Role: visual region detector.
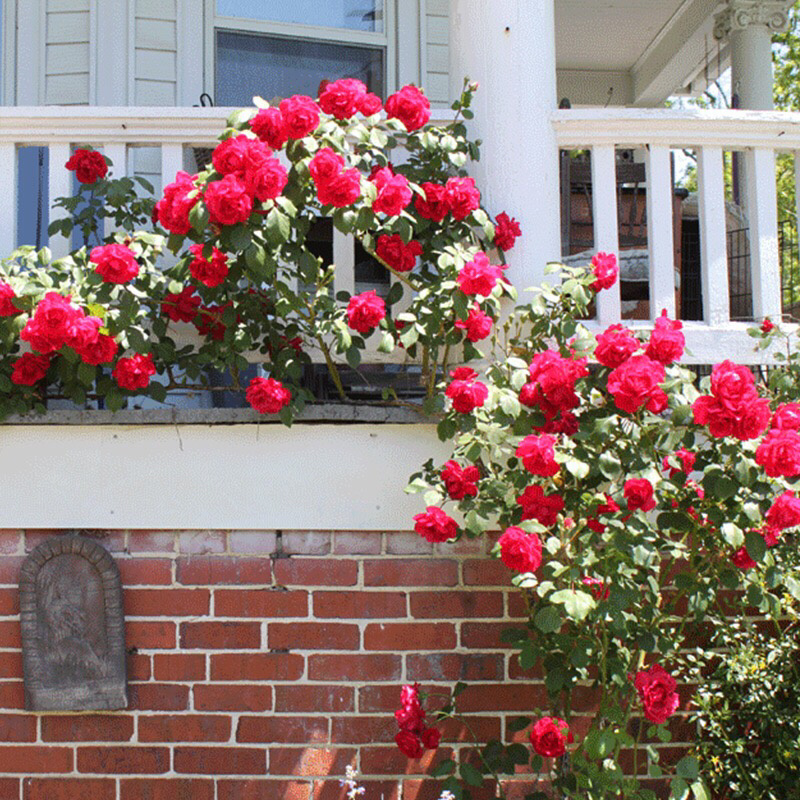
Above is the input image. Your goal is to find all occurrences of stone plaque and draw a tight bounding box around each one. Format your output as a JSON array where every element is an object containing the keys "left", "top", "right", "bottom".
[{"left": 19, "top": 534, "right": 127, "bottom": 711}]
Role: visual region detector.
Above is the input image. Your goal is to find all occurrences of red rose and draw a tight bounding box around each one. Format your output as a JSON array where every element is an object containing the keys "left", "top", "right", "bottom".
[
  {"left": 75, "top": 333, "right": 117, "bottom": 366},
  {"left": 359, "top": 93, "right": 383, "bottom": 116},
  {"left": 732, "top": 546, "right": 757, "bottom": 569},
  {"left": 607, "top": 355, "right": 666, "bottom": 414},
  {"left": 376, "top": 234, "right": 422, "bottom": 273},
  {"left": 346, "top": 290, "right": 386, "bottom": 334},
  {"left": 455, "top": 305, "right": 493, "bottom": 342},
  {"left": 245, "top": 376, "right": 291, "bottom": 414},
  {"left": 113, "top": 353, "right": 156, "bottom": 390},
  {"left": 371, "top": 167, "right": 412, "bottom": 216},
  {"left": 494, "top": 212, "right": 521, "bottom": 251},
  {"left": 319, "top": 78, "right": 367, "bottom": 119},
  {"left": 761, "top": 317, "right": 775, "bottom": 333},
  {"left": 279, "top": 95, "right": 320, "bottom": 139},
  {"left": 535, "top": 411, "right": 580, "bottom": 437},
  {"left": 582, "top": 576, "right": 610, "bottom": 600},
  {"left": 457, "top": 252, "right": 503, "bottom": 297},
  {"left": 586, "top": 494, "right": 620, "bottom": 533},
  {"left": 415, "top": 182, "right": 449, "bottom": 222},
  {"left": 317, "top": 168, "right": 362, "bottom": 207},
  {"left": 441, "top": 460, "right": 481, "bottom": 500},
  {"left": 245, "top": 157, "right": 288, "bottom": 202},
  {"left": 395, "top": 730, "right": 424, "bottom": 758},
  {"left": 309, "top": 148, "right": 345, "bottom": 187},
  {"left": 634, "top": 664, "right": 679, "bottom": 725},
  {"left": 772, "top": 402, "right": 800, "bottom": 431},
  {"left": 523, "top": 349, "right": 588, "bottom": 418},
  {"left": 65, "top": 149, "right": 107, "bottom": 184},
  {"left": 445, "top": 176, "right": 480, "bottom": 220},
  {"left": 756, "top": 429, "right": 800, "bottom": 478},
  {"left": 624, "top": 478, "right": 656, "bottom": 512},
  {"left": 90, "top": 243, "right": 139, "bottom": 284},
  {"left": 250, "top": 107, "right": 288, "bottom": 149},
  {"left": 516, "top": 434, "right": 559, "bottom": 477},
  {"left": 0, "top": 282, "right": 18, "bottom": 316},
  {"left": 711, "top": 360, "right": 758, "bottom": 415},
  {"left": 205, "top": 174, "right": 252, "bottom": 226},
  {"left": 517, "top": 485, "right": 564, "bottom": 526},
  {"left": 413, "top": 506, "right": 458, "bottom": 543},
  {"left": 212, "top": 134, "right": 269, "bottom": 178},
  {"left": 11, "top": 353, "right": 50, "bottom": 386},
  {"left": 692, "top": 394, "right": 770, "bottom": 441},
  {"left": 594, "top": 324, "right": 640, "bottom": 368},
  {"left": 20, "top": 292, "right": 82, "bottom": 354},
  {"left": 189, "top": 243, "right": 229, "bottom": 288},
  {"left": 445, "top": 368, "right": 489, "bottom": 413},
  {"left": 498, "top": 526, "right": 543, "bottom": 573},
  {"left": 662, "top": 448, "right": 695, "bottom": 477},
  {"left": 530, "top": 717, "right": 573, "bottom": 758},
  {"left": 162, "top": 286, "right": 201, "bottom": 323},
  {"left": 194, "top": 303, "right": 229, "bottom": 341},
  {"left": 66, "top": 314, "right": 101, "bottom": 353},
  {"left": 645, "top": 310, "right": 684, "bottom": 365},
  {"left": 590, "top": 252, "right": 618, "bottom": 291},
  {"left": 420, "top": 727, "right": 441, "bottom": 750},
  {"left": 385, "top": 84, "right": 430, "bottom": 131},
  {"left": 155, "top": 171, "right": 199, "bottom": 235},
  {"left": 766, "top": 490, "right": 800, "bottom": 531}
]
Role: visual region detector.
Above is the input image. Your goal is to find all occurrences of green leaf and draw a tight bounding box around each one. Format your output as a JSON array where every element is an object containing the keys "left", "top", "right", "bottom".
[
  {"left": 346, "top": 344, "right": 361, "bottom": 368},
  {"left": 598, "top": 451, "right": 622, "bottom": 479},
  {"left": 670, "top": 777, "right": 690, "bottom": 800},
  {"left": 76, "top": 362, "right": 96, "bottom": 387},
  {"left": 265, "top": 207, "right": 291, "bottom": 246},
  {"left": 377, "top": 332, "right": 395, "bottom": 354},
  {"left": 507, "top": 716, "right": 532, "bottom": 733},
  {"left": 676, "top": 756, "right": 699, "bottom": 781},
  {"left": 459, "top": 762, "right": 484, "bottom": 787},
  {"left": 745, "top": 530, "right": 767, "bottom": 562},
  {"left": 188, "top": 201, "right": 209, "bottom": 233},
  {"left": 431, "top": 758, "right": 456, "bottom": 777},
  {"left": 149, "top": 381, "right": 167, "bottom": 403},
  {"left": 506, "top": 743, "right": 530, "bottom": 765},
  {"left": 550, "top": 589, "right": 596, "bottom": 621},
  {"left": 564, "top": 458, "right": 590, "bottom": 480},
  {"left": 690, "top": 780, "right": 710, "bottom": 800},
  {"left": 710, "top": 476, "right": 737, "bottom": 500},
  {"left": 534, "top": 605, "right": 562, "bottom": 633},
  {"left": 386, "top": 281, "right": 404, "bottom": 306}
]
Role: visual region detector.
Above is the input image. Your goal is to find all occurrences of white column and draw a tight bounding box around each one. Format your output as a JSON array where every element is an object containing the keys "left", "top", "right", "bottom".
[{"left": 449, "top": 0, "right": 560, "bottom": 290}]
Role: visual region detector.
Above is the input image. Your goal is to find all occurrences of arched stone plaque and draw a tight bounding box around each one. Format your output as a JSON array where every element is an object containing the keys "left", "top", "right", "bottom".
[{"left": 19, "top": 534, "right": 127, "bottom": 711}]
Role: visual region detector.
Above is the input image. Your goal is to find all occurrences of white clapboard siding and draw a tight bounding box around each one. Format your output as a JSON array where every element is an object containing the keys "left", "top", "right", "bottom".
[
  {"left": 45, "top": 1, "right": 90, "bottom": 106},
  {"left": 135, "top": 0, "right": 178, "bottom": 106},
  {"left": 424, "top": 0, "right": 450, "bottom": 105}
]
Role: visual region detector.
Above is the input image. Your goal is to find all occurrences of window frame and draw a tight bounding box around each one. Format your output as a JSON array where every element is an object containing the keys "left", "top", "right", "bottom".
[{"left": 203, "top": 0, "right": 398, "bottom": 105}]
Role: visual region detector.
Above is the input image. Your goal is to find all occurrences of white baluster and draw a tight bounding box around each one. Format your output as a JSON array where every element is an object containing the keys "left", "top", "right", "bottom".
[
  {"left": 48, "top": 143, "right": 73, "bottom": 259},
  {"left": 333, "top": 228, "right": 355, "bottom": 298},
  {"left": 0, "top": 144, "right": 17, "bottom": 257},
  {"left": 103, "top": 143, "right": 128, "bottom": 239},
  {"left": 591, "top": 145, "right": 621, "bottom": 326},
  {"left": 645, "top": 145, "right": 676, "bottom": 320},
  {"left": 160, "top": 144, "right": 184, "bottom": 195},
  {"left": 697, "top": 146, "right": 730, "bottom": 326}
]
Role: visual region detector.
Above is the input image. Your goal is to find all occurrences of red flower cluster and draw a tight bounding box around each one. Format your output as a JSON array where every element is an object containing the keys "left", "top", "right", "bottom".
[
  {"left": 530, "top": 717, "right": 573, "bottom": 758},
  {"left": 590, "top": 252, "right": 618, "bottom": 291},
  {"left": 413, "top": 506, "right": 458, "bottom": 543},
  {"left": 693, "top": 360, "right": 770, "bottom": 440},
  {"left": 662, "top": 448, "right": 695, "bottom": 478},
  {"left": 376, "top": 234, "right": 422, "bottom": 272},
  {"left": 445, "top": 367, "right": 489, "bottom": 413},
  {"left": 517, "top": 485, "right": 564, "bottom": 526},
  {"left": 493, "top": 212, "right": 521, "bottom": 251},
  {"left": 245, "top": 376, "right": 291, "bottom": 414},
  {"left": 394, "top": 683, "right": 440, "bottom": 758},
  {"left": 11, "top": 353, "right": 50, "bottom": 386},
  {"left": 155, "top": 171, "right": 199, "bottom": 234},
  {"left": 385, "top": 85, "right": 430, "bottom": 132},
  {"left": 189, "top": 243, "right": 229, "bottom": 288},
  {"left": 250, "top": 107, "right": 289, "bottom": 149},
  {"left": 633, "top": 664, "right": 679, "bottom": 725},
  {"left": 112, "top": 353, "right": 156, "bottom": 390},
  {"left": 309, "top": 147, "right": 362, "bottom": 208},
  {"left": 346, "top": 290, "right": 386, "bottom": 335},
  {"left": 756, "top": 428, "right": 800, "bottom": 478},
  {"left": 519, "top": 349, "right": 587, "bottom": 420},
  {"left": 66, "top": 149, "right": 108, "bottom": 184},
  {"left": 498, "top": 526, "right": 543, "bottom": 573},
  {"left": 318, "top": 78, "right": 381, "bottom": 119},
  {"left": 516, "top": 434, "right": 559, "bottom": 477},
  {"left": 607, "top": 355, "right": 667, "bottom": 414},
  {"left": 371, "top": 166, "right": 412, "bottom": 216},
  {"left": 193, "top": 303, "right": 230, "bottom": 341},
  {"left": 594, "top": 324, "right": 640, "bottom": 368},
  {"left": 457, "top": 252, "right": 504, "bottom": 297},
  {"left": 0, "top": 282, "right": 19, "bottom": 317},
  {"left": 454, "top": 305, "right": 493, "bottom": 342},
  {"left": 414, "top": 177, "right": 480, "bottom": 222},
  {"left": 90, "top": 243, "right": 139, "bottom": 284},
  {"left": 162, "top": 286, "right": 201, "bottom": 323},
  {"left": 645, "top": 310, "right": 684, "bottom": 365},
  {"left": 441, "top": 460, "right": 481, "bottom": 500},
  {"left": 279, "top": 95, "right": 321, "bottom": 139},
  {"left": 624, "top": 478, "right": 656, "bottom": 512},
  {"left": 766, "top": 490, "right": 800, "bottom": 535}
]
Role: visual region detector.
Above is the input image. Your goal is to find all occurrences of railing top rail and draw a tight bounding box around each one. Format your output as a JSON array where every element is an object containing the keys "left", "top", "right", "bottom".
[
  {"left": 0, "top": 106, "right": 455, "bottom": 145},
  {"left": 552, "top": 107, "right": 800, "bottom": 150}
]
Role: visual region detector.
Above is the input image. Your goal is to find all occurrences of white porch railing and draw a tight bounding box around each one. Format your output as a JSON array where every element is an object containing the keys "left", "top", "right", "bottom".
[{"left": 552, "top": 107, "right": 800, "bottom": 364}]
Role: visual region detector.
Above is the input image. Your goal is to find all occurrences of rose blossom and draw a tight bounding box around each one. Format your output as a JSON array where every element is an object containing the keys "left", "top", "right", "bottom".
[
  {"left": 732, "top": 546, "right": 757, "bottom": 570},
  {"left": 516, "top": 434, "right": 559, "bottom": 477},
  {"left": 771, "top": 402, "right": 800, "bottom": 431},
  {"left": 112, "top": 353, "right": 156, "bottom": 390},
  {"left": 194, "top": 303, "right": 229, "bottom": 341},
  {"left": 761, "top": 317, "right": 775, "bottom": 333},
  {"left": 710, "top": 360, "right": 759, "bottom": 415},
  {"left": 457, "top": 252, "right": 503, "bottom": 297},
  {"left": 445, "top": 367, "right": 489, "bottom": 413},
  {"left": 90, "top": 243, "right": 139, "bottom": 284},
  {"left": 582, "top": 576, "right": 610, "bottom": 600},
  {"left": 279, "top": 95, "right": 320, "bottom": 138},
  {"left": 445, "top": 176, "right": 481, "bottom": 220},
  {"left": 20, "top": 292, "right": 82, "bottom": 354},
  {"left": 420, "top": 727, "right": 440, "bottom": 750},
  {"left": 66, "top": 314, "right": 101, "bottom": 353},
  {"left": 590, "top": 252, "right": 618, "bottom": 291},
  {"left": 415, "top": 182, "right": 449, "bottom": 222},
  {"left": 11, "top": 353, "right": 50, "bottom": 386},
  {"left": 662, "top": 448, "right": 695, "bottom": 477},
  {"left": 359, "top": 92, "right": 383, "bottom": 116},
  {"left": 413, "top": 506, "right": 458, "bottom": 542},
  {"left": 498, "top": 526, "right": 543, "bottom": 573},
  {"left": 376, "top": 234, "right": 422, "bottom": 273},
  {"left": 766, "top": 491, "right": 800, "bottom": 533},
  {"left": 204, "top": 174, "right": 252, "bottom": 226},
  {"left": 245, "top": 376, "right": 291, "bottom": 414},
  {"left": 371, "top": 167, "right": 412, "bottom": 216},
  {"left": 189, "top": 243, "right": 229, "bottom": 288},
  {"left": 441, "top": 460, "right": 481, "bottom": 500},
  {"left": 455, "top": 305, "right": 493, "bottom": 342},
  {"left": 75, "top": 333, "right": 117, "bottom": 366},
  {"left": 756, "top": 429, "right": 800, "bottom": 478},
  {"left": 606, "top": 355, "right": 666, "bottom": 414},
  {"left": 346, "top": 290, "right": 386, "bottom": 334},
  {"left": 385, "top": 84, "right": 430, "bottom": 131},
  {"left": 624, "top": 478, "right": 656, "bottom": 512},
  {"left": 212, "top": 134, "right": 269, "bottom": 178},
  {"left": 594, "top": 324, "right": 640, "bottom": 368},
  {"left": 319, "top": 77, "right": 367, "bottom": 119},
  {"left": 517, "top": 485, "right": 564, "bottom": 526},
  {"left": 155, "top": 171, "right": 199, "bottom": 234},
  {"left": 317, "top": 168, "right": 362, "bottom": 207},
  {"left": 0, "top": 282, "right": 19, "bottom": 316},
  {"left": 250, "top": 107, "right": 288, "bottom": 149},
  {"left": 530, "top": 717, "right": 573, "bottom": 758},
  {"left": 309, "top": 148, "right": 345, "bottom": 187},
  {"left": 521, "top": 349, "right": 587, "bottom": 419},
  {"left": 494, "top": 212, "right": 521, "bottom": 251},
  {"left": 587, "top": 494, "right": 620, "bottom": 533},
  {"left": 162, "top": 286, "right": 201, "bottom": 323},
  {"left": 65, "top": 149, "right": 107, "bottom": 184},
  {"left": 395, "top": 730, "right": 424, "bottom": 759},
  {"left": 634, "top": 664, "right": 680, "bottom": 724},
  {"left": 245, "top": 157, "right": 288, "bottom": 202},
  {"left": 645, "top": 310, "right": 685, "bottom": 365}
]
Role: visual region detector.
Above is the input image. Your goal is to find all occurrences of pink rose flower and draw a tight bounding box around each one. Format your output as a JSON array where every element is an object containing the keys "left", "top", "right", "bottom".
[
  {"left": 415, "top": 182, "right": 449, "bottom": 222},
  {"left": 498, "top": 526, "right": 543, "bottom": 573},
  {"left": 455, "top": 305, "right": 493, "bottom": 342},
  {"left": 212, "top": 134, "right": 269, "bottom": 178},
  {"left": 590, "top": 252, "right": 618, "bottom": 291},
  {"left": 624, "top": 478, "right": 656, "bottom": 512},
  {"left": 457, "top": 252, "right": 503, "bottom": 297},
  {"left": 204, "top": 174, "right": 253, "bottom": 226},
  {"left": 771, "top": 402, "right": 800, "bottom": 431},
  {"left": 346, "top": 290, "right": 386, "bottom": 335},
  {"left": 11, "top": 353, "right": 50, "bottom": 386},
  {"left": 0, "top": 282, "right": 19, "bottom": 316},
  {"left": 75, "top": 333, "right": 117, "bottom": 366},
  {"left": 250, "top": 107, "right": 288, "bottom": 149},
  {"left": 394, "top": 730, "right": 424, "bottom": 758},
  {"left": 756, "top": 429, "right": 800, "bottom": 478},
  {"left": 494, "top": 211, "right": 521, "bottom": 251},
  {"left": 530, "top": 717, "right": 573, "bottom": 758},
  {"left": 155, "top": 171, "right": 199, "bottom": 235},
  {"left": 594, "top": 324, "right": 640, "bottom": 368},
  {"left": 634, "top": 665, "right": 680, "bottom": 725},
  {"left": 413, "top": 507, "right": 458, "bottom": 543},
  {"left": 385, "top": 85, "right": 430, "bottom": 131},
  {"left": 376, "top": 234, "right": 422, "bottom": 273},
  {"left": 189, "top": 243, "right": 229, "bottom": 288},
  {"left": 516, "top": 434, "right": 559, "bottom": 477},
  {"left": 517, "top": 485, "right": 564, "bottom": 526},
  {"left": 113, "top": 353, "right": 156, "bottom": 390},
  {"left": 162, "top": 286, "right": 201, "bottom": 323},
  {"left": 317, "top": 168, "right": 362, "bottom": 207},
  {"left": 645, "top": 310, "right": 685, "bottom": 365},
  {"left": 359, "top": 93, "right": 383, "bottom": 116},
  {"left": 371, "top": 168, "right": 412, "bottom": 216},
  {"left": 245, "top": 376, "right": 291, "bottom": 414},
  {"left": 445, "top": 176, "right": 480, "bottom": 220},
  {"left": 245, "top": 157, "right": 288, "bottom": 202},
  {"left": 319, "top": 78, "right": 367, "bottom": 119},
  {"left": 441, "top": 460, "right": 481, "bottom": 500},
  {"left": 607, "top": 355, "right": 666, "bottom": 414},
  {"left": 766, "top": 490, "right": 800, "bottom": 531},
  {"left": 90, "top": 243, "right": 139, "bottom": 284},
  {"left": 662, "top": 448, "right": 695, "bottom": 477},
  {"left": 65, "top": 149, "right": 107, "bottom": 184},
  {"left": 20, "top": 292, "right": 82, "bottom": 354},
  {"left": 278, "top": 95, "right": 320, "bottom": 139},
  {"left": 445, "top": 367, "right": 489, "bottom": 413}
]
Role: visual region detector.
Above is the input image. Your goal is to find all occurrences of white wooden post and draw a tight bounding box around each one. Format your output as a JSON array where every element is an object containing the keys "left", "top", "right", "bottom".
[
  {"left": 48, "top": 143, "right": 74, "bottom": 259},
  {"left": 591, "top": 145, "right": 621, "bottom": 326},
  {"left": 450, "top": 0, "right": 560, "bottom": 290},
  {"left": 645, "top": 145, "right": 676, "bottom": 320},
  {"left": 333, "top": 230, "right": 356, "bottom": 297},
  {"left": 0, "top": 144, "right": 17, "bottom": 257},
  {"left": 160, "top": 144, "right": 184, "bottom": 195},
  {"left": 697, "top": 146, "right": 730, "bottom": 326}
]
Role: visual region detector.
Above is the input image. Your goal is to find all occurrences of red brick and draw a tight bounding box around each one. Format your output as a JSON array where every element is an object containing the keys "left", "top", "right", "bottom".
[
  {"left": 385, "top": 532, "right": 432, "bottom": 555},
  {"left": 410, "top": 591, "right": 503, "bottom": 618},
  {"left": 0, "top": 746, "right": 72, "bottom": 773},
  {"left": 269, "top": 622, "right": 358, "bottom": 650},
  {"left": 462, "top": 558, "right": 511, "bottom": 586},
  {"left": 507, "top": 591, "right": 528, "bottom": 618},
  {"left": 41, "top": 716, "right": 133, "bottom": 742},
  {"left": 78, "top": 746, "right": 169, "bottom": 774},
  {"left": 313, "top": 591, "right": 406, "bottom": 618},
  {"left": 0, "top": 653, "right": 23, "bottom": 679},
  {"left": 237, "top": 716, "right": 328, "bottom": 743},
  {"left": 363, "top": 622, "right": 456, "bottom": 650},
  {"left": 177, "top": 557, "right": 271, "bottom": 585},
  {"left": 120, "top": 779, "right": 215, "bottom": 800},
  {"left": 308, "top": 654, "right": 401, "bottom": 682},
  {"left": 268, "top": 747, "right": 355, "bottom": 776},
  {"left": 153, "top": 654, "right": 206, "bottom": 682},
  {"left": 178, "top": 531, "right": 226, "bottom": 554},
  {"left": 274, "top": 558, "right": 357, "bottom": 586},
  {"left": 405, "top": 778, "right": 498, "bottom": 800},
  {"left": 275, "top": 685, "right": 354, "bottom": 713},
  {"left": 180, "top": 621, "right": 261, "bottom": 649},
  {"left": 25, "top": 529, "right": 124, "bottom": 553},
  {"left": 127, "top": 532, "right": 176, "bottom": 553},
  {"left": 0, "top": 589, "right": 19, "bottom": 615},
  {"left": 0, "top": 714, "right": 36, "bottom": 742},
  {"left": 215, "top": 589, "right": 308, "bottom": 618},
  {"left": 227, "top": 531, "right": 278, "bottom": 555},
  {"left": 461, "top": 622, "right": 519, "bottom": 649},
  {"left": 218, "top": 780, "right": 310, "bottom": 800},
  {"left": 0, "top": 558, "right": 24, "bottom": 584},
  {"left": 281, "top": 532, "right": 330, "bottom": 555},
  {"left": 211, "top": 654, "right": 304, "bottom": 682},
  {"left": 456, "top": 683, "right": 547, "bottom": 712},
  {"left": 406, "top": 653, "right": 504, "bottom": 681},
  {"left": 174, "top": 746, "right": 265, "bottom": 774},
  {"left": 128, "top": 683, "right": 189, "bottom": 711},
  {"left": 194, "top": 684, "right": 272, "bottom": 712},
  {"left": 359, "top": 684, "right": 406, "bottom": 712},
  {"left": 0, "top": 781, "right": 16, "bottom": 800},
  {"left": 332, "top": 532, "right": 382, "bottom": 555},
  {"left": 125, "top": 589, "right": 210, "bottom": 616},
  {"left": 330, "top": 715, "right": 500, "bottom": 745},
  {"left": 24, "top": 779, "right": 115, "bottom": 800},
  {"left": 436, "top": 537, "right": 487, "bottom": 555},
  {"left": 360, "top": 746, "right": 454, "bottom": 775},
  {"left": 125, "top": 621, "right": 176, "bottom": 650},
  {"left": 364, "top": 559, "right": 458, "bottom": 587},
  {"left": 139, "top": 714, "right": 231, "bottom": 742},
  {"left": 314, "top": 779, "right": 399, "bottom": 800},
  {"left": 0, "top": 532, "right": 22, "bottom": 554},
  {"left": 117, "top": 559, "right": 173, "bottom": 586},
  {"left": 0, "top": 621, "right": 21, "bottom": 647},
  {"left": 0, "top": 682, "right": 25, "bottom": 709}
]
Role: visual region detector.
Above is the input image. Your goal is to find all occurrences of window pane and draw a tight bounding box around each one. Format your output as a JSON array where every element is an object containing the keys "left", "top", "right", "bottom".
[
  {"left": 215, "top": 30, "right": 384, "bottom": 105},
  {"left": 217, "top": 0, "right": 383, "bottom": 33}
]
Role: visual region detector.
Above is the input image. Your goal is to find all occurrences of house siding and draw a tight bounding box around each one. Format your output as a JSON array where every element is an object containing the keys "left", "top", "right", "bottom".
[
  {"left": 134, "top": 0, "right": 178, "bottom": 106},
  {"left": 425, "top": 0, "right": 450, "bottom": 105},
  {"left": 44, "top": 0, "right": 90, "bottom": 105}
]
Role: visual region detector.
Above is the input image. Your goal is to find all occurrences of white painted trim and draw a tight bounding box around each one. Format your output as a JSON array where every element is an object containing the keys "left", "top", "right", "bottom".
[
  {"left": 0, "top": 142, "right": 17, "bottom": 253},
  {"left": 1, "top": 0, "right": 17, "bottom": 105},
  {"left": 0, "top": 423, "right": 450, "bottom": 530},
  {"left": 333, "top": 229, "right": 356, "bottom": 297},
  {"left": 645, "top": 144, "right": 676, "bottom": 320},
  {"left": 417, "top": 0, "right": 427, "bottom": 89},
  {"left": 590, "top": 144, "right": 621, "bottom": 326},
  {"left": 15, "top": 0, "right": 45, "bottom": 105},
  {"left": 177, "top": 0, "right": 205, "bottom": 106},
  {"left": 47, "top": 141, "right": 73, "bottom": 258}
]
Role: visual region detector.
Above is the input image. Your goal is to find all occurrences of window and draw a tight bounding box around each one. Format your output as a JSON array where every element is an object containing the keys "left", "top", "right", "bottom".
[{"left": 210, "top": 0, "right": 393, "bottom": 106}]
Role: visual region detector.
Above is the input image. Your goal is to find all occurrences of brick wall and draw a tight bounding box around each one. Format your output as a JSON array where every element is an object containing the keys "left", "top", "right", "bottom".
[{"left": 0, "top": 529, "right": 688, "bottom": 799}]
